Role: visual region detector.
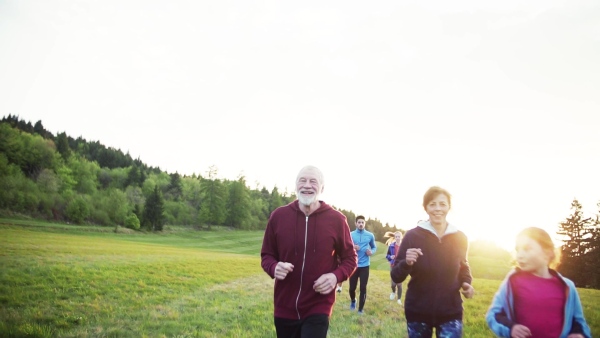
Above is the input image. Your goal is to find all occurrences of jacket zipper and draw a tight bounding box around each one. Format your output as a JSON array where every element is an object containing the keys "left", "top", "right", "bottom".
[{"left": 295, "top": 215, "right": 309, "bottom": 319}]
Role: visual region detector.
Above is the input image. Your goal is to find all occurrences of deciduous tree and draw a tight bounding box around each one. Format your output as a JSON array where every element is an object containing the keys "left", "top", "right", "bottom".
[
  {"left": 270, "top": 186, "right": 283, "bottom": 212},
  {"left": 198, "top": 166, "right": 227, "bottom": 229},
  {"left": 226, "top": 175, "right": 251, "bottom": 229},
  {"left": 65, "top": 195, "right": 90, "bottom": 224}
]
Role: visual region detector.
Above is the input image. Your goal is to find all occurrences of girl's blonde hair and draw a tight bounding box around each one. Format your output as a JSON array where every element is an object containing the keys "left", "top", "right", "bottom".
[
  {"left": 384, "top": 231, "right": 403, "bottom": 246},
  {"left": 517, "top": 227, "right": 561, "bottom": 269}
]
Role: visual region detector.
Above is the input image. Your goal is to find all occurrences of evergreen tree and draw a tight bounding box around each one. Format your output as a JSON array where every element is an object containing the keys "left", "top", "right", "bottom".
[
  {"left": 139, "top": 169, "right": 147, "bottom": 186},
  {"left": 167, "top": 172, "right": 183, "bottom": 201},
  {"left": 125, "top": 166, "right": 141, "bottom": 187},
  {"left": 143, "top": 185, "right": 165, "bottom": 231},
  {"left": 55, "top": 132, "right": 71, "bottom": 160},
  {"left": 586, "top": 202, "right": 600, "bottom": 288},
  {"left": 557, "top": 199, "right": 593, "bottom": 286},
  {"left": 33, "top": 120, "right": 46, "bottom": 136}
]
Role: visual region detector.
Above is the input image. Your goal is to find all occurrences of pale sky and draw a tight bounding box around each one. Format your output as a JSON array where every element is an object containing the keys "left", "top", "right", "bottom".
[{"left": 1, "top": 0, "right": 599, "bottom": 250}]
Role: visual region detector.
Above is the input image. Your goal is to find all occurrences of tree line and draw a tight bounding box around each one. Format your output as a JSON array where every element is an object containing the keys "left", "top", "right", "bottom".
[
  {"left": 1, "top": 115, "right": 599, "bottom": 289},
  {"left": 0, "top": 115, "right": 396, "bottom": 234}
]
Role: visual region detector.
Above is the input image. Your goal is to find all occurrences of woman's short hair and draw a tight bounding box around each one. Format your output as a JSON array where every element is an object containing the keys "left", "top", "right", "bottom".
[{"left": 423, "top": 186, "right": 452, "bottom": 210}]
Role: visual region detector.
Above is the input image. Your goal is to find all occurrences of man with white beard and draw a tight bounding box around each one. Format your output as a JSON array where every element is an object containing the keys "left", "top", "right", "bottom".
[{"left": 261, "top": 165, "right": 357, "bottom": 338}]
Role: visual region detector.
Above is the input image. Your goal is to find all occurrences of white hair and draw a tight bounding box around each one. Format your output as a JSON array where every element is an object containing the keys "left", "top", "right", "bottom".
[{"left": 296, "top": 165, "right": 325, "bottom": 187}]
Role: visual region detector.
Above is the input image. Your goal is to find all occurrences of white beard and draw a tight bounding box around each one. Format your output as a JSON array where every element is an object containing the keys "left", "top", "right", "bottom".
[{"left": 298, "top": 193, "right": 316, "bottom": 206}]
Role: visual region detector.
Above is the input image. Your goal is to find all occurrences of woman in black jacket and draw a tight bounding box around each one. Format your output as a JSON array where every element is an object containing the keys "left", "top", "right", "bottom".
[{"left": 391, "top": 186, "right": 474, "bottom": 338}]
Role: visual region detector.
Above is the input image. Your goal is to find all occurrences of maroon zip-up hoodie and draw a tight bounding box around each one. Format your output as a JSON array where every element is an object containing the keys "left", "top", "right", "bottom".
[{"left": 261, "top": 200, "right": 357, "bottom": 320}]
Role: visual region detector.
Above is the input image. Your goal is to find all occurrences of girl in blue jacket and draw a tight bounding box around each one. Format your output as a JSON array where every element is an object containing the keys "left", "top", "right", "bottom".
[{"left": 486, "top": 227, "right": 591, "bottom": 338}]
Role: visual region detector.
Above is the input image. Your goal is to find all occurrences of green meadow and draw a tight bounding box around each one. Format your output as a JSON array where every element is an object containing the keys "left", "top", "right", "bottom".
[{"left": 1, "top": 219, "right": 598, "bottom": 337}]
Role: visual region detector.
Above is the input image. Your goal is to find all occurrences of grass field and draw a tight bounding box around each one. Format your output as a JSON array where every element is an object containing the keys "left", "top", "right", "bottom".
[{"left": 0, "top": 219, "right": 598, "bottom": 337}]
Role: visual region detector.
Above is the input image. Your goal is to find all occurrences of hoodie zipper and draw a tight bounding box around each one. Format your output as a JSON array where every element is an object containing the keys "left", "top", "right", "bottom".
[{"left": 295, "top": 215, "right": 309, "bottom": 319}]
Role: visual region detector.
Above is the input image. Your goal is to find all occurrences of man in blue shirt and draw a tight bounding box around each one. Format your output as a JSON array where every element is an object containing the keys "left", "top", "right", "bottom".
[{"left": 348, "top": 215, "right": 377, "bottom": 314}]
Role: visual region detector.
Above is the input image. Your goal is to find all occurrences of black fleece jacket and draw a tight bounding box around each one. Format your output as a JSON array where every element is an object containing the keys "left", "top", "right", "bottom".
[{"left": 391, "top": 222, "right": 472, "bottom": 325}]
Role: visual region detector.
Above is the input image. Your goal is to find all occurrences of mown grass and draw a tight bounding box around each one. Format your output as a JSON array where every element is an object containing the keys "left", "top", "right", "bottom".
[{"left": 0, "top": 218, "right": 598, "bottom": 337}]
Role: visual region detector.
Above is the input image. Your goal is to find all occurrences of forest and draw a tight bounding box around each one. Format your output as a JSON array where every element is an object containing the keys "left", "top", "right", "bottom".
[
  {"left": 1, "top": 114, "right": 599, "bottom": 289},
  {"left": 0, "top": 115, "right": 398, "bottom": 234}
]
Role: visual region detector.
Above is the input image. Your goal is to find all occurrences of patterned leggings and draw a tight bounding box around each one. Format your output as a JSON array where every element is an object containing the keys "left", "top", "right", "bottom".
[{"left": 407, "top": 320, "right": 463, "bottom": 338}]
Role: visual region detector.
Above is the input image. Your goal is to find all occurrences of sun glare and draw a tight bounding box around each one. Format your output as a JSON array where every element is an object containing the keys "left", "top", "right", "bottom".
[
  {"left": 470, "top": 231, "right": 516, "bottom": 253},
  {"left": 466, "top": 225, "right": 564, "bottom": 255}
]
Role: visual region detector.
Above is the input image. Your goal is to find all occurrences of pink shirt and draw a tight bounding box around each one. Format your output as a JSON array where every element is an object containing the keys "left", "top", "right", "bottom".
[{"left": 511, "top": 272, "right": 565, "bottom": 337}]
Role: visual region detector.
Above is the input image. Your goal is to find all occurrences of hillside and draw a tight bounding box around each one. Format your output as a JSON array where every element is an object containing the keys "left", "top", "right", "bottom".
[{"left": 1, "top": 116, "right": 398, "bottom": 237}]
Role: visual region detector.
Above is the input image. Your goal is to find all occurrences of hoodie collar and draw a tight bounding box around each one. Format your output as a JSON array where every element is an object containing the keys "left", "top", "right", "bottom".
[
  {"left": 291, "top": 199, "right": 330, "bottom": 215},
  {"left": 417, "top": 220, "right": 458, "bottom": 237}
]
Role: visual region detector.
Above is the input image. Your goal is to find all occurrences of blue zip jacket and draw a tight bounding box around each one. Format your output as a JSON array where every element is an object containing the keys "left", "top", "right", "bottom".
[
  {"left": 351, "top": 228, "right": 376, "bottom": 268},
  {"left": 386, "top": 243, "right": 399, "bottom": 266},
  {"left": 486, "top": 268, "right": 591, "bottom": 338}
]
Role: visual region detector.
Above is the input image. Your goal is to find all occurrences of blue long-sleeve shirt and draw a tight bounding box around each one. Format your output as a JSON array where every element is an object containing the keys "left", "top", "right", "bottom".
[{"left": 351, "top": 228, "right": 377, "bottom": 268}]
